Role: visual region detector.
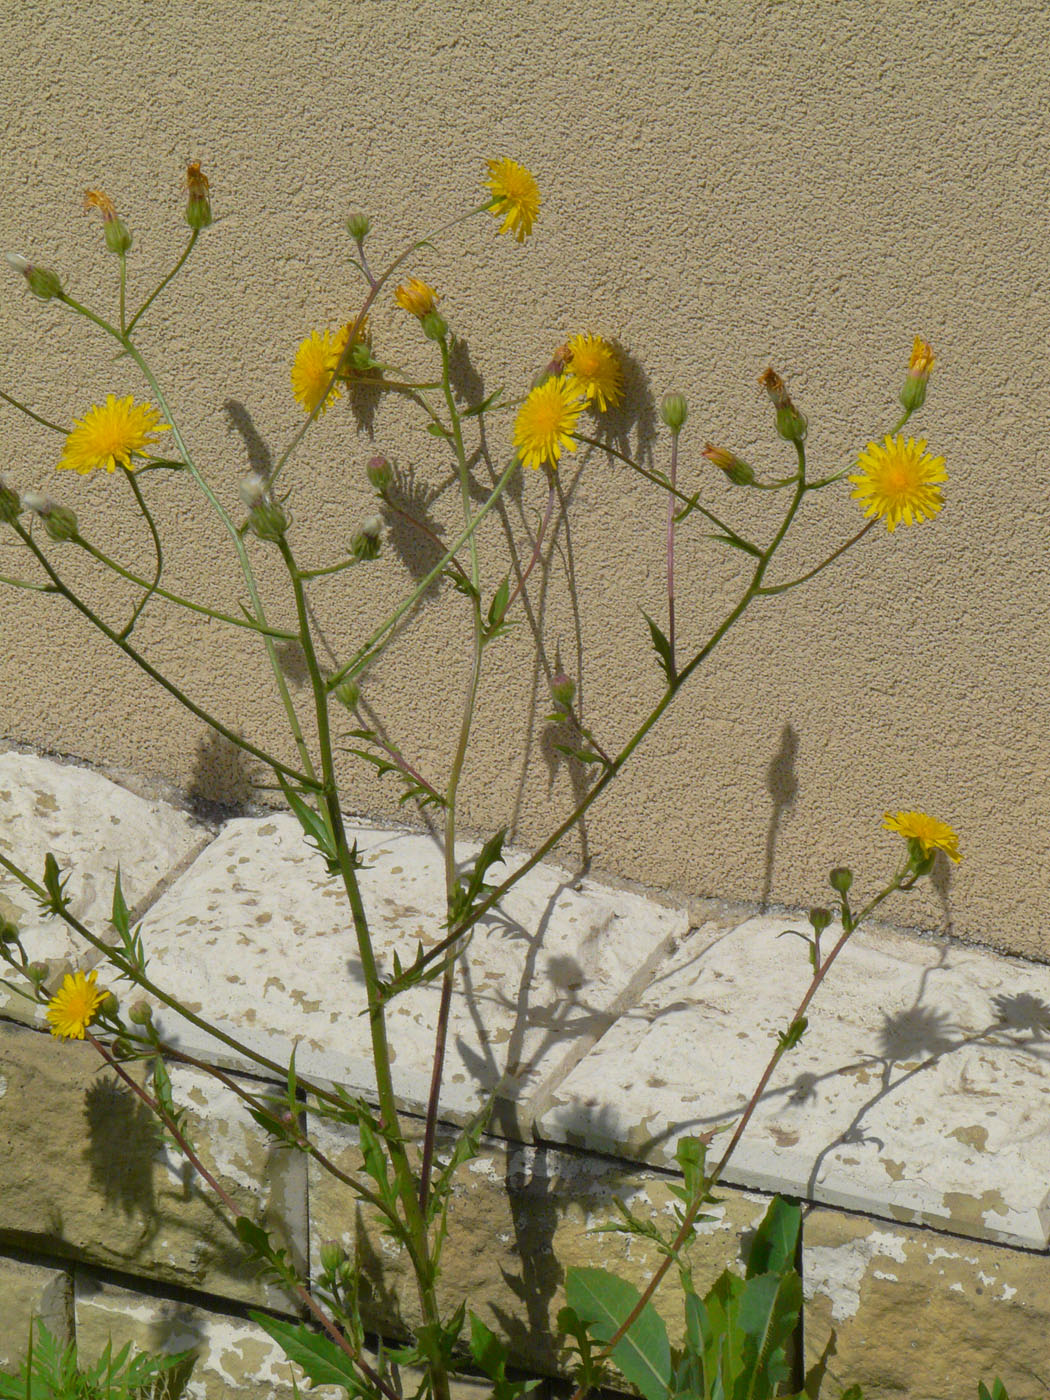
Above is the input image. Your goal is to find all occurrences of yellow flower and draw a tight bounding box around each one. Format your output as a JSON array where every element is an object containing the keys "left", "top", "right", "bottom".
[
  {"left": 909, "top": 336, "right": 936, "bottom": 379},
  {"left": 849, "top": 434, "right": 946, "bottom": 532},
  {"left": 484, "top": 158, "right": 540, "bottom": 242},
  {"left": 57, "top": 394, "right": 169, "bottom": 475},
  {"left": 394, "top": 278, "right": 440, "bottom": 319},
  {"left": 513, "top": 375, "right": 584, "bottom": 471},
  {"left": 882, "top": 810, "right": 962, "bottom": 863},
  {"left": 291, "top": 321, "right": 369, "bottom": 415},
  {"left": 564, "top": 333, "right": 623, "bottom": 412},
  {"left": 82, "top": 188, "right": 118, "bottom": 221},
  {"left": 46, "top": 968, "right": 105, "bottom": 1040}
]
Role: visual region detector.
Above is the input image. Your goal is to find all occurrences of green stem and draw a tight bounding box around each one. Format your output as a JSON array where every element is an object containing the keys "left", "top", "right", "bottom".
[
  {"left": 125, "top": 230, "right": 199, "bottom": 336},
  {"left": 118, "top": 467, "right": 162, "bottom": 639},
  {"left": 0, "top": 388, "right": 68, "bottom": 435},
  {"left": 118, "top": 254, "right": 127, "bottom": 335},
  {"left": 756, "top": 519, "right": 877, "bottom": 596}
]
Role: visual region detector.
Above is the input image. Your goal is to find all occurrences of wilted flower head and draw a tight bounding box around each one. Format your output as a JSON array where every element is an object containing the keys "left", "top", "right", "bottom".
[
  {"left": 184, "top": 161, "right": 212, "bottom": 230},
  {"left": 83, "top": 188, "right": 132, "bottom": 254}
]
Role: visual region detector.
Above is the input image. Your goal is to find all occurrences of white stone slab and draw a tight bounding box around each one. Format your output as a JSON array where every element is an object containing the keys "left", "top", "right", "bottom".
[
  {"left": 537, "top": 914, "right": 1050, "bottom": 1248},
  {"left": 135, "top": 814, "right": 687, "bottom": 1132},
  {"left": 0, "top": 752, "right": 209, "bottom": 1024}
]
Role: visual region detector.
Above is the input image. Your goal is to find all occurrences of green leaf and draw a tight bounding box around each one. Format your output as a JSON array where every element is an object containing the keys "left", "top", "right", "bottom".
[
  {"left": 448, "top": 829, "right": 507, "bottom": 925},
  {"left": 38, "top": 852, "right": 71, "bottom": 914},
  {"left": 566, "top": 1266, "right": 672, "bottom": 1400},
  {"left": 708, "top": 531, "right": 763, "bottom": 558},
  {"left": 111, "top": 868, "right": 130, "bottom": 940},
  {"left": 736, "top": 1270, "right": 802, "bottom": 1400},
  {"left": 462, "top": 387, "right": 504, "bottom": 418},
  {"left": 745, "top": 1195, "right": 801, "bottom": 1280},
  {"left": 641, "top": 611, "right": 676, "bottom": 684},
  {"left": 977, "top": 1383, "right": 1009, "bottom": 1400},
  {"left": 283, "top": 786, "right": 340, "bottom": 873},
  {"left": 486, "top": 576, "right": 511, "bottom": 635},
  {"left": 426, "top": 421, "right": 451, "bottom": 439},
  {"left": 249, "top": 1313, "right": 371, "bottom": 1396},
  {"left": 777, "top": 1016, "right": 808, "bottom": 1052},
  {"left": 467, "top": 1314, "right": 542, "bottom": 1398}
]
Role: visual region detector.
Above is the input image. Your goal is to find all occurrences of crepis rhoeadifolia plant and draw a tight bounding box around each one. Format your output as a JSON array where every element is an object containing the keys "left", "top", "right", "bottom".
[{"left": 0, "top": 157, "right": 961, "bottom": 1400}]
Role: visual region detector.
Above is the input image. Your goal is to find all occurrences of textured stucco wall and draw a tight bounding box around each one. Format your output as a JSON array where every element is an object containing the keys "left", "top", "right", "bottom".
[{"left": 1, "top": 1, "right": 1049, "bottom": 954}]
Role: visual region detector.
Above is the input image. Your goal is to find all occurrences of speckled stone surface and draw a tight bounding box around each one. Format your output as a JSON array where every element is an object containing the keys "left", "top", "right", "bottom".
[
  {"left": 0, "top": 1252, "right": 73, "bottom": 1365},
  {"left": 134, "top": 813, "right": 688, "bottom": 1132},
  {"left": 536, "top": 914, "right": 1050, "bottom": 1247},
  {"left": 0, "top": 751, "right": 208, "bottom": 1028}
]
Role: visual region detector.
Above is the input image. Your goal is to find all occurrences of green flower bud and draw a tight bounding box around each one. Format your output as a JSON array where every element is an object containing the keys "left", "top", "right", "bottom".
[
  {"left": 27, "top": 961, "right": 49, "bottom": 985},
  {"left": 900, "top": 336, "right": 935, "bottom": 415},
  {"left": 808, "top": 907, "right": 832, "bottom": 935},
  {"left": 421, "top": 310, "right": 448, "bottom": 342},
  {"left": 0, "top": 476, "right": 19, "bottom": 523},
  {"left": 319, "top": 1239, "right": 346, "bottom": 1276},
  {"left": 42, "top": 503, "right": 79, "bottom": 542},
  {"left": 366, "top": 456, "right": 392, "bottom": 493},
  {"left": 332, "top": 678, "right": 360, "bottom": 710},
  {"left": 660, "top": 392, "right": 688, "bottom": 433},
  {"left": 104, "top": 219, "right": 133, "bottom": 255},
  {"left": 550, "top": 672, "right": 576, "bottom": 710},
  {"left": 98, "top": 990, "right": 119, "bottom": 1017},
  {"left": 347, "top": 212, "right": 371, "bottom": 241},
  {"left": 248, "top": 499, "right": 289, "bottom": 542},
  {"left": 128, "top": 999, "right": 153, "bottom": 1025},
  {"left": 6, "top": 254, "right": 63, "bottom": 301},
  {"left": 111, "top": 1036, "right": 135, "bottom": 1060},
  {"left": 0, "top": 917, "right": 21, "bottom": 944},
  {"left": 759, "top": 368, "right": 807, "bottom": 446},
  {"left": 702, "top": 443, "right": 755, "bottom": 486},
  {"left": 184, "top": 163, "right": 213, "bottom": 230},
  {"left": 351, "top": 516, "right": 382, "bottom": 561},
  {"left": 829, "top": 867, "right": 853, "bottom": 894}
]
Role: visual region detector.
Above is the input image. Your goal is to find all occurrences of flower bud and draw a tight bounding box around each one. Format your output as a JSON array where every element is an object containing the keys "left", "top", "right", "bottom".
[
  {"left": 6, "top": 254, "right": 62, "bottom": 301},
  {"left": 366, "top": 456, "right": 392, "bottom": 493},
  {"left": 238, "top": 472, "right": 269, "bottom": 508},
  {"left": 319, "top": 1239, "right": 347, "bottom": 1276},
  {"left": 248, "top": 499, "right": 289, "bottom": 542},
  {"left": 759, "top": 368, "right": 807, "bottom": 445},
  {"left": 900, "top": 336, "right": 935, "bottom": 414},
  {"left": 184, "top": 162, "right": 213, "bottom": 230},
  {"left": 333, "top": 678, "right": 360, "bottom": 710},
  {"left": 347, "top": 212, "right": 371, "bottom": 241},
  {"left": 128, "top": 999, "right": 153, "bottom": 1025},
  {"left": 83, "top": 190, "right": 132, "bottom": 255},
  {"left": 829, "top": 866, "right": 853, "bottom": 894},
  {"left": 27, "top": 961, "right": 49, "bottom": 985},
  {"left": 660, "top": 392, "right": 688, "bottom": 433},
  {"left": 702, "top": 443, "right": 755, "bottom": 486},
  {"left": 42, "top": 503, "right": 79, "bottom": 542},
  {"left": 111, "top": 1036, "right": 135, "bottom": 1060},
  {"left": 808, "top": 906, "right": 832, "bottom": 935},
  {"left": 550, "top": 672, "right": 576, "bottom": 710},
  {"left": 98, "top": 990, "right": 119, "bottom": 1018},
  {"left": 421, "top": 310, "right": 448, "bottom": 342},
  {"left": 0, "top": 476, "right": 20, "bottom": 524},
  {"left": 0, "top": 917, "right": 20, "bottom": 944},
  {"left": 394, "top": 278, "right": 440, "bottom": 320},
  {"left": 351, "top": 516, "right": 382, "bottom": 561}
]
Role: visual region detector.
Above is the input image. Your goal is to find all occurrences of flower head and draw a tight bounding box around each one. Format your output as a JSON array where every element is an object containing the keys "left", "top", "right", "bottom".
[
  {"left": 564, "top": 334, "right": 623, "bottom": 412},
  {"left": 909, "top": 336, "right": 936, "bottom": 379},
  {"left": 46, "top": 968, "right": 105, "bottom": 1039},
  {"left": 485, "top": 158, "right": 540, "bottom": 242},
  {"left": 513, "top": 375, "right": 584, "bottom": 471},
  {"left": 83, "top": 189, "right": 118, "bottom": 221},
  {"left": 394, "top": 277, "right": 440, "bottom": 319},
  {"left": 850, "top": 434, "right": 946, "bottom": 532},
  {"left": 184, "top": 161, "right": 212, "bottom": 230},
  {"left": 57, "top": 394, "right": 169, "bottom": 475},
  {"left": 882, "top": 810, "right": 962, "bottom": 863},
  {"left": 84, "top": 189, "right": 132, "bottom": 255},
  {"left": 291, "top": 321, "right": 370, "bottom": 415}
]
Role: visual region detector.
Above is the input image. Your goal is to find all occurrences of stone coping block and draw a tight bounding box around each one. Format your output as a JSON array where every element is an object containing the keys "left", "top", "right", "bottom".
[
  {"left": 0, "top": 1020, "right": 305, "bottom": 1311},
  {"left": 803, "top": 1206, "right": 1050, "bottom": 1400},
  {"left": 0, "top": 751, "right": 208, "bottom": 1029},
  {"left": 537, "top": 914, "right": 1050, "bottom": 1248},
  {"left": 0, "top": 1252, "right": 73, "bottom": 1368},
  {"left": 308, "top": 1113, "right": 771, "bottom": 1378},
  {"left": 136, "top": 813, "right": 687, "bottom": 1133}
]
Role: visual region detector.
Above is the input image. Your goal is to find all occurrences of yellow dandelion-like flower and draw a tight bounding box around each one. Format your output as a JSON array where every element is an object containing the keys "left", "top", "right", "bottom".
[
  {"left": 909, "top": 335, "right": 936, "bottom": 378},
  {"left": 882, "top": 810, "right": 962, "bottom": 863},
  {"left": 564, "top": 333, "right": 623, "bottom": 413},
  {"left": 484, "top": 158, "right": 540, "bottom": 242},
  {"left": 394, "top": 278, "right": 440, "bottom": 319},
  {"left": 849, "top": 434, "right": 946, "bottom": 532},
  {"left": 513, "top": 375, "right": 584, "bottom": 471},
  {"left": 57, "top": 394, "right": 169, "bottom": 476},
  {"left": 291, "top": 320, "right": 370, "bottom": 415},
  {"left": 46, "top": 968, "right": 105, "bottom": 1040}
]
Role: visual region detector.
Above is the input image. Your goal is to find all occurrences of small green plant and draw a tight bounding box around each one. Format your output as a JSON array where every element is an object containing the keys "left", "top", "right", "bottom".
[{"left": 0, "top": 1320, "right": 193, "bottom": 1400}]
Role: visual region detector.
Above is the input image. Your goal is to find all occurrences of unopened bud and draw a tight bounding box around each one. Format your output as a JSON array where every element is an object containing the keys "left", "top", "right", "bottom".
[
  {"left": 6, "top": 254, "right": 62, "bottom": 301},
  {"left": 98, "top": 990, "right": 119, "bottom": 1017},
  {"left": 184, "top": 162, "right": 213, "bottom": 230},
  {"left": 0, "top": 476, "right": 20, "bottom": 524},
  {"left": 248, "top": 500, "right": 288, "bottom": 542},
  {"left": 808, "top": 907, "right": 832, "bottom": 935},
  {"left": 27, "top": 961, "right": 49, "bottom": 985},
  {"left": 347, "top": 212, "right": 371, "bottom": 241},
  {"left": 128, "top": 999, "right": 153, "bottom": 1025},
  {"left": 829, "top": 867, "right": 853, "bottom": 894},
  {"left": 111, "top": 1037, "right": 135, "bottom": 1060},
  {"left": 702, "top": 443, "right": 755, "bottom": 486},
  {"left": 366, "top": 456, "right": 392, "bottom": 493},
  {"left": 332, "top": 678, "right": 360, "bottom": 710},
  {"left": 421, "top": 310, "right": 448, "bottom": 342},
  {"left": 900, "top": 336, "right": 935, "bottom": 415},
  {"left": 550, "top": 673, "right": 576, "bottom": 710},
  {"left": 759, "top": 368, "right": 807, "bottom": 445},
  {"left": 660, "top": 392, "right": 688, "bottom": 433},
  {"left": 42, "top": 503, "right": 79, "bottom": 542},
  {"left": 394, "top": 278, "right": 440, "bottom": 320},
  {"left": 351, "top": 516, "right": 382, "bottom": 560},
  {"left": 83, "top": 190, "right": 132, "bottom": 255},
  {"left": 319, "top": 1239, "right": 346, "bottom": 1276},
  {"left": 0, "top": 918, "right": 20, "bottom": 944}
]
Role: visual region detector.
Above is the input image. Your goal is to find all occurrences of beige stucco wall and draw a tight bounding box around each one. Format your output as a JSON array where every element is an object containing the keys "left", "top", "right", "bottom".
[{"left": 1, "top": 1, "right": 1048, "bottom": 954}]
